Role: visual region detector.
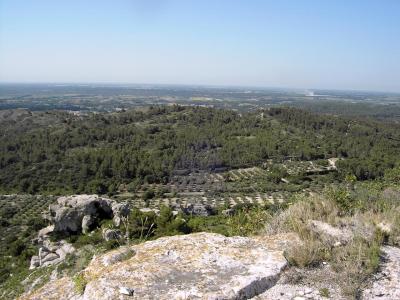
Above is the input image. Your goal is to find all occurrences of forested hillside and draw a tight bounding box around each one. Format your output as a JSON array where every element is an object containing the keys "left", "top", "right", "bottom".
[{"left": 1, "top": 106, "right": 399, "bottom": 194}]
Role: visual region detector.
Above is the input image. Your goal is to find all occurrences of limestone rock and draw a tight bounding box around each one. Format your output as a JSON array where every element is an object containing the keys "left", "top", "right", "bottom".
[
  {"left": 21, "top": 232, "right": 293, "bottom": 300},
  {"left": 182, "top": 203, "right": 215, "bottom": 216},
  {"left": 307, "top": 220, "right": 352, "bottom": 247},
  {"left": 100, "top": 246, "right": 135, "bottom": 267},
  {"left": 55, "top": 242, "right": 75, "bottom": 260},
  {"left": 82, "top": 215, "right": 95, "bottom": 234},
  {"left": 111, "top": 202, "right": 130, "bottom": 227},
  {"left": 48, "top": 195, "right": 129, "bottom": 234},
  {"left": 102, "top": 228, "right": 122, "bottom": 241},
  {"left": 41, "top": 253, "right": 59, "bottom": 265},
  {"left": 362, "top": 246, "right": 400, "bottom": 300},
  {"left": 377, "top": 221, "right": 392, "bottom": 235},
  {"left": 139, "top": 208, "right": 160, "bottom": 216},
  {"left": 222, "top": 208, "right": 236, "bottom": 216},
  {"left": 37, "top": 225, "right": 54, "bottom": 239},
  {"left": 29, "top": 256, "right": 40, "bottom": 270},
  {"left": 30, "top": 240, "right": 75, "bottom": 269},
  {"left": 19, "top": 277, "right": 78, "bottom": 300},
  {"left": 119, "top": 286, "right": 134, "bottom": 296}
]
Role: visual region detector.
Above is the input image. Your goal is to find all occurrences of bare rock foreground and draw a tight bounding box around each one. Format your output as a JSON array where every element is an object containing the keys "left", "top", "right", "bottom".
[
  {"left": 362, "top": 246, "right": 400, "bottom": 300},
  {"left": 20, "top": 232, "right": 299, "bottom": 300}
]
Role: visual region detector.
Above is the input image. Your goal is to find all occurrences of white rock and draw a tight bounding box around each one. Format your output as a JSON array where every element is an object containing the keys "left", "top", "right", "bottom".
[
  {"left": 22, "top": 232, "right": 294, "bottom": 300},
  {"left": 102, "top": 228, "right": 121, "bottom": 241},
  {"left": 100, "top": 246, "right": 135, "bottom": 267},
  {"left": 304, "top": 287, "right": 313, "bottom": 294},
  {"left": 377, "top": 222, "right": 392, "bottom": 235},
  {"left": 119, "top": 286, "right": 134, "bottom": 296},
  {"left": 49, "top": 195, "right": 129, "bottom": 234},
  {"left": 29, "top": 256, "right": 40, "bottom": 270},
  {"left": 362, "top": 246, "right": 400, "bottom": 299},
  {"left": 41, "top": 253, "right": 59, "bottom": 264}
]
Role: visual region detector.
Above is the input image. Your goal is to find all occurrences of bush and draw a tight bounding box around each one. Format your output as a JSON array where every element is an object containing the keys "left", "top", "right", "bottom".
[
  {"left": 325, "top": 186, "right": 358, "bottom": 215},
  {"left": 142, "top": 189, "right": 155, "bottom": 200},
  {"left": 155, "top": 207, "right": 190, "bottom": 236},
  {"left": 73, "top": 273, "right": 87, "bottom": 295},
  {"left": 26, "top": 217, "right": 47, "bottom": 231},
  {"left": 227, "top": 206, "right": 271, "bottom": 236},
  {"left": 74, "top": 231, "right": 103, "bottom": 248},
  {"left": 9, "top": 240, "right": 26, "bottom": 256},
  {"left": 125, "top": 208, "right": 157, "bottom": 240}
]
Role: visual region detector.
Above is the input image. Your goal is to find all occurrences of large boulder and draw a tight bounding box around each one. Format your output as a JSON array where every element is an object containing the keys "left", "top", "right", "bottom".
[
  {"left": 20, "top": 232, "right": 297, "bottom": 300},
  {"left": 182, "top": 203, "right": 215, "bottom": 216},
  {"left": 48, "top": 195, "right": 129, "bottom": 234}
]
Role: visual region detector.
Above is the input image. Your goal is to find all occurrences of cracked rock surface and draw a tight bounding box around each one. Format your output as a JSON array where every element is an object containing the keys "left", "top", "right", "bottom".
[
  {"left": 20, "top": 232, "right": 298, "bottom": 300},
  {"left": 362, "top": 246, "right": 400, "bottom": 300}
]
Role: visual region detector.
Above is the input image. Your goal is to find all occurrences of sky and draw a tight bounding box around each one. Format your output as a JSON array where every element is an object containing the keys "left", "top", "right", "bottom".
[{"left": 0, "top": 0, "right": 399, "bottom": 92}]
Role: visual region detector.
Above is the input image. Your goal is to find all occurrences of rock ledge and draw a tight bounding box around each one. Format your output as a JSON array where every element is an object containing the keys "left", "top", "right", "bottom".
[{"left": 20, "top": 232, "right": 297, "bottom": 300}]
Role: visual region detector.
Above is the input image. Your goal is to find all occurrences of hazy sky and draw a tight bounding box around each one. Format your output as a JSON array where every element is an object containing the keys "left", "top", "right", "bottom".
[{"left": 1, "top": 0, "right": 399, "bottom": 92}]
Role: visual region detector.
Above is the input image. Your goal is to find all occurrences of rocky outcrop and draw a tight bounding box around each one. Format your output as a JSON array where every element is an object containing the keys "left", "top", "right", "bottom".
[
  {"left": 102, "top": 228, "right": 122, "bottom": 241},
  {"left": 47, "top": 195, "right": 129, "bottom": 234},
  {"left": 20, "top": 232, "right": 299, "bottom": 300},
  {"left": 307, "top": 220, "right": 353, "bottom": 247},
  {"left": 363, "top": 246, "right": 400, "bottom": 300},
  {"left": 181, "top": 203, "right": 215, "bottom": 216},
  {"left": 30, "top": 224, "right": 76, "bottom": 269},
  {"left": 30, "top": 240, "right": 75, "bottom": 269},
  {"left": 29, "top": 195, "right": 130, "bottom": 269}
]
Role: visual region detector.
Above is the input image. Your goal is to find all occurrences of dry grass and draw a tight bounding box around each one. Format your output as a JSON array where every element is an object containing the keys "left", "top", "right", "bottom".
[{"left": 264, "top": 183, "right": 400, "bottom": 298}]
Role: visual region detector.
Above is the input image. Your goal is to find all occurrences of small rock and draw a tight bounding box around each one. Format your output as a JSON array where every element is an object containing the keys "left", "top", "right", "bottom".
[
  {"left": 29, "top": 256, "right": 40, "bottom": 269},
  {"left": 139, "top": 208, "right": 160, "bottom": 216},
  {"left": 304, "top": 287, "right": 313, "bottom": 294},
  {"left": 222, "top": 208, "right": 235, "bottom": 216},
  {"left": 182, "top": 203, "right": 214, "bottom": 216},
  {"left": 119, "top": 286, "right": 134, "bottom": 296},
  {"left": 101, "top": 247, "right": 135, "bottom": 267},
  {"left": 41, "top": 253, "right": 59, "bottom": 264},
  {"left": 377, "top": 222, "right": 392, "bottom": 235},
  {"left": 102, "top": 228, "right": 121, "bottom": 241},
  {"left": 112, "top": 202, "right": 130, "bottom": 227},
  {"left": 82, "top": 215, "right": 95, "bottom": 234}
]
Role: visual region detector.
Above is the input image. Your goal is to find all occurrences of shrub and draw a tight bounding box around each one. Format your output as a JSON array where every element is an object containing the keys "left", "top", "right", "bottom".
[
  {"left": 9, "top": 240, "right": 26, "bottom": 256},
  {"left": 26, "top": 217, "right": 47, "bottom": 231},
  {"left": 73, "top": 273, "right": 87, "bottom": 295},
  {"left": 74, "top": 231, "right": 103, "bottom": 248},
  {"left": 227, "top": 206, "right": 271, "bottom": 236},
  {"left": 155, "top": 207, "right": 190, "bottom": 236},
  {"left": 142, "top": 189, "right": 155, "bottom": 200},
  {"left": 319, "top": 288, "right": 330, "bottom": 298}
]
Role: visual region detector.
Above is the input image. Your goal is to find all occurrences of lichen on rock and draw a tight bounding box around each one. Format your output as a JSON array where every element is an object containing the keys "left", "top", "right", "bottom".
[{"left": 20, "top": 232, "right": 296, "bottom": 300}]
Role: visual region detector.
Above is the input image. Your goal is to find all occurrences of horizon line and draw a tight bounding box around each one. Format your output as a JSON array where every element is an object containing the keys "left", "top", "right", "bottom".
[{"left": 0, "top": 81, "right": 399, "bottom": 95}]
